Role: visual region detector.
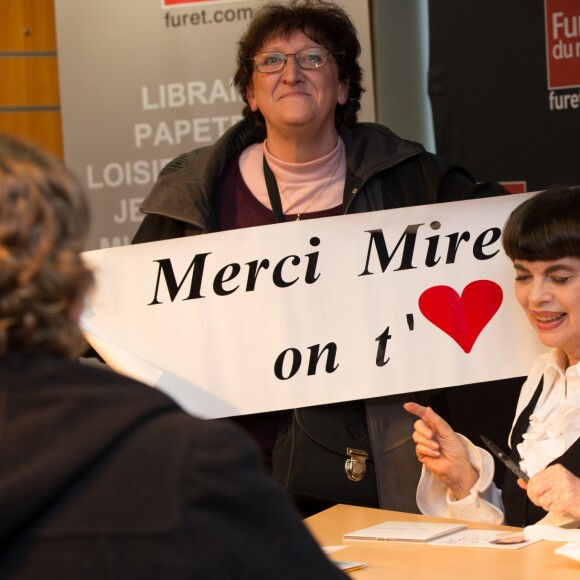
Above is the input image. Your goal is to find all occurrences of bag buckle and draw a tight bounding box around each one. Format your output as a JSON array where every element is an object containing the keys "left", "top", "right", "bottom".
[{"left": 345, "top": 447, "right": 368, "bottom": 482}]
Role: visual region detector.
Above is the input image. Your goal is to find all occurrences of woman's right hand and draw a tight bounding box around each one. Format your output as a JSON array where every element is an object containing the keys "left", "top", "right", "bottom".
[{"left": 404, "top": 402, "right": 479, "bottom": 499}]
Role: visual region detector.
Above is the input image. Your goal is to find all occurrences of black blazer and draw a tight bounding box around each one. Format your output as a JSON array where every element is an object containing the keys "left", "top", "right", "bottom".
[
  {"left": 502, "top": 378, "right": 580, "bottom": 527},
  {"left": 0, "top": 355, "right": 345, "bottom": 579}
]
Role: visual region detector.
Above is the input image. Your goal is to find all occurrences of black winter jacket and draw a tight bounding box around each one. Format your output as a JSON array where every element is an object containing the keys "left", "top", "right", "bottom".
[
  {"left": 133, "top": 118, "right": 506, "bottom": 243},
  {"left": 132, "top": 118, "right": 507, "bottom": 513},
  {"left": 0, "top": 355, "right": 346, "bottom": 579}
]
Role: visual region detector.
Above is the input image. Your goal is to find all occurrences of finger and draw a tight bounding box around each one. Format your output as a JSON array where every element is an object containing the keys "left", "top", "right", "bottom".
[
  {"left": 415, "top": 442, "right": 441, "bottom": 459},
  {"left": 546, "top": 499, "right": 566, "bottom": 514},
  {"left": 517, "top": 478, "right": 528, "bottom": 490},
  {"left": 528, "top": 482, "right": 551, "bottom": 507},
  {"left": 422, "top": 406, "right": 454, "bottom": 436},
  {"left": 412, "top": 429, "right": 440, "bottom": 451},
  {"left": 404, "top": 402, "right": 429, "bottom": 420},
  {"left": 413, "top": 419, "right": 434, "bottom": 439},
  {"left": 405, "top": 403, "right": 448, "bottom": 433},
  {"left": 527, "top": 474, "right": 551, "bottom": 499},
  {"left": 538, "top": 494, "right": 561, "bottom": 513}
]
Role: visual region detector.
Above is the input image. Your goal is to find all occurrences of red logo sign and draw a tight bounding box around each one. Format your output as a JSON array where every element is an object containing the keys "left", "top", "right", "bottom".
[
  {"left": 500, "top": 181, "right": 527, "bottom": 194},
  {"left": 545, "top": 0, "right": 580, "bottom": 89},
  {"left": 164, "top": 0, "right": 221, "bottom": 6}
]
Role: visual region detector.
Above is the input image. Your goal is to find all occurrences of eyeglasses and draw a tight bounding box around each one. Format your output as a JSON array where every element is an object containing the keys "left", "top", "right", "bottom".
[{"left": 251, "top": 47, "right": 343, "bottom": 73}]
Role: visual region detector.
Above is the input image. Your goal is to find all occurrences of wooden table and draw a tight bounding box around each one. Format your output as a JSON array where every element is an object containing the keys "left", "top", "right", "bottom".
[{"left": 304, "top": 504, "right": 579, "bottom": 579}]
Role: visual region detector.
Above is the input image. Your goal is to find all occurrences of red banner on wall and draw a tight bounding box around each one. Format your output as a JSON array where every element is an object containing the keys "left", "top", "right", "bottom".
[
  {"left": 545, "top": 0, "right": 580, "bottom": 89},
  {"left": 163, "top": 0, "right": 224, "bottom": 6}
]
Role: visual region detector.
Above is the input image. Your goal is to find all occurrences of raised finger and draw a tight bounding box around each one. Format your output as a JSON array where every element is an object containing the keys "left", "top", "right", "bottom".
[
  {"left": 413, "top": 419, "right": 434, "bottom": 439},
  {"left": 404, "top": 402, "right": 429, "bottom": 421},
  {"left": 412, "top": 428, "right": 439, "bottom": 448}
]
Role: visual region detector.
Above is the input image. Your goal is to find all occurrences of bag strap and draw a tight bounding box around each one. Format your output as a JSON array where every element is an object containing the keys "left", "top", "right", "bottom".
[{"left": 263, "top": 155, "right": 285, "bottom": 223}]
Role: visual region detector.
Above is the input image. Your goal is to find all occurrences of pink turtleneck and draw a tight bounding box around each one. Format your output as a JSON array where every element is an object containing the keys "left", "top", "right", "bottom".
[{"left": 239, "top": 138, "right": 346, "bottom": 216}]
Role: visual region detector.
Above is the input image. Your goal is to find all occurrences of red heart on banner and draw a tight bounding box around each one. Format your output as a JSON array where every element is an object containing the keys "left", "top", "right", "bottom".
[{"left": 418, "top": 280, "right": 503, "bottom": 353}]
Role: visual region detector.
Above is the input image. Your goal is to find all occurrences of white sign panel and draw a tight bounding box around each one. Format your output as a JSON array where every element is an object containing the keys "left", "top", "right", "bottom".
[{"left": 81, "top": 194, "right": 545, "bottom": 419}]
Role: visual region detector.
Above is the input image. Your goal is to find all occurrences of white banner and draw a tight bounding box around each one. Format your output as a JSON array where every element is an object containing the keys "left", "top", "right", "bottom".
[{"left": 81, "top": 194, "right": 545, "bottom": 419}]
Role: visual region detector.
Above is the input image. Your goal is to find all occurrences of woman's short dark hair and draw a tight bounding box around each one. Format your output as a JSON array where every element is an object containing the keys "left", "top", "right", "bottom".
[
  {"left": 233, "top": 0, "right": 364, "bottom": 139},
  {"left": 0, "top": 134, "right": 93, "bottom": 358},
  {"left": 502, "top": 185, "right": 580, "bottom": 262}
]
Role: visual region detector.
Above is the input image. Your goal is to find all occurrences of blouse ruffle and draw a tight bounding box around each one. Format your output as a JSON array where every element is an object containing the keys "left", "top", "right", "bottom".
[{"left": 517, "top": 350, "right": 580, "bottom": 477}]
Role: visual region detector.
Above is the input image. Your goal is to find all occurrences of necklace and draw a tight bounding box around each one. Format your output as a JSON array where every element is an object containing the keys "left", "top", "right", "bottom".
[{"left": 263, "top": 140, "right": 344, "bottom": 221}]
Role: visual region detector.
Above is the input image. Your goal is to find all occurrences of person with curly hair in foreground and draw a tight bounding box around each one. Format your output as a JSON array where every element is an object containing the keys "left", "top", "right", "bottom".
[{"left": 0, "top": 134, "right": 345, "bottom": 579}]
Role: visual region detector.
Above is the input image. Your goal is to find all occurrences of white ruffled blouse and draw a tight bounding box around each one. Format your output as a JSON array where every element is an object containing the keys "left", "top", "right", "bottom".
[
  {"left": 515, "top": 350, "right": 580, "bottom": 477},
  {"left": 416, "top": 349, "right": 580, "bottom": 524}
]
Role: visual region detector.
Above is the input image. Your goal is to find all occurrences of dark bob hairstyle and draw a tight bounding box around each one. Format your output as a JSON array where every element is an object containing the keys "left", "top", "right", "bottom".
[
  {"left": 233, "top": 0, "right": 365, "bottom": 139},
  {"left": 502, "top": 185, "right": 580, "bottom": 262}
]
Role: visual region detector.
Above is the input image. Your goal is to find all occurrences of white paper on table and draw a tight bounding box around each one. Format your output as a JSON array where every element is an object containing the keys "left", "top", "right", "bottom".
[
  {"left": 429, "top": 529, "right": 540, "bottom": 550},
  {"left": 322, "top": 546, "right": 347, "bottom": 554},
  {"left": 525, "top": 522, "right": 580, "bottom": 564},
  {"left": 524, "top": 525, "right": 580, "bottom": 543},
  {"left": 555, "top": 542, "right": 580, "bottom": 563}
]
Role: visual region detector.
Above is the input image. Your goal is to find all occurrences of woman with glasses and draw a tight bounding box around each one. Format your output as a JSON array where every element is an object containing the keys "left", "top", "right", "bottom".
[{"left": 132, "top": 0, "right": 508, "bottom": 515}]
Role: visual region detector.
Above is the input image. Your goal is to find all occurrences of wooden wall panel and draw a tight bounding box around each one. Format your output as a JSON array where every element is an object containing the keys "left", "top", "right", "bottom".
[
  {"left": 0, "top": 58, "right": 60, "bottom": 107},
  {"left": 0, "top": 0, "right": 62, "bottom": 158},
  {"left": 0, "top": 0, "right": 57, "bottom": 51},
  {"left": 0, "top": 111, "right": 63, "bottom": 156}
]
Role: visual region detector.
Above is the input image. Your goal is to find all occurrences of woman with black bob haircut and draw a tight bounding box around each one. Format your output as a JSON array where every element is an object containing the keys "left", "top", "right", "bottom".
[
  {"left": 406, "top": 186, "right": 580, "bottom": 526},
  {"left": 503, "top": 185, "right": 580, "bottom": 262}
]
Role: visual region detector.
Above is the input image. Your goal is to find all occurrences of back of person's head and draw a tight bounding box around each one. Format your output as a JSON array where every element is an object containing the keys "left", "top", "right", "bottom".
[
  {"left": 234, "top": 0, "right": 364, "bottom": 138},
  {"left": 0, "top": 135, "right": 93, "bottom": 358},
  {"left": 502, "top": 185, "right": 580, "bottom": 262}
]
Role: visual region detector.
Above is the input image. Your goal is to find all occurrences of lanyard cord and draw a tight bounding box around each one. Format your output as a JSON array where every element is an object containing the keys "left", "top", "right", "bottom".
[{"left": 263, "top": 155, "right": 285, "bottom": 223}]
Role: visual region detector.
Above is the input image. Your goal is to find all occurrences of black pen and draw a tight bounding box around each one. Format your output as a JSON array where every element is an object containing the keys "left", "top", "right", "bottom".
[{"left": 479, "top": 434, "right": 530, "bottom": 483}]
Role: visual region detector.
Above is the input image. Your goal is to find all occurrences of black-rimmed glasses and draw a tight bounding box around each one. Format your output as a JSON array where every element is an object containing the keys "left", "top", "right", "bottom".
[{"left": 252, "top": 47, "right": 343, "bottom": 73}]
